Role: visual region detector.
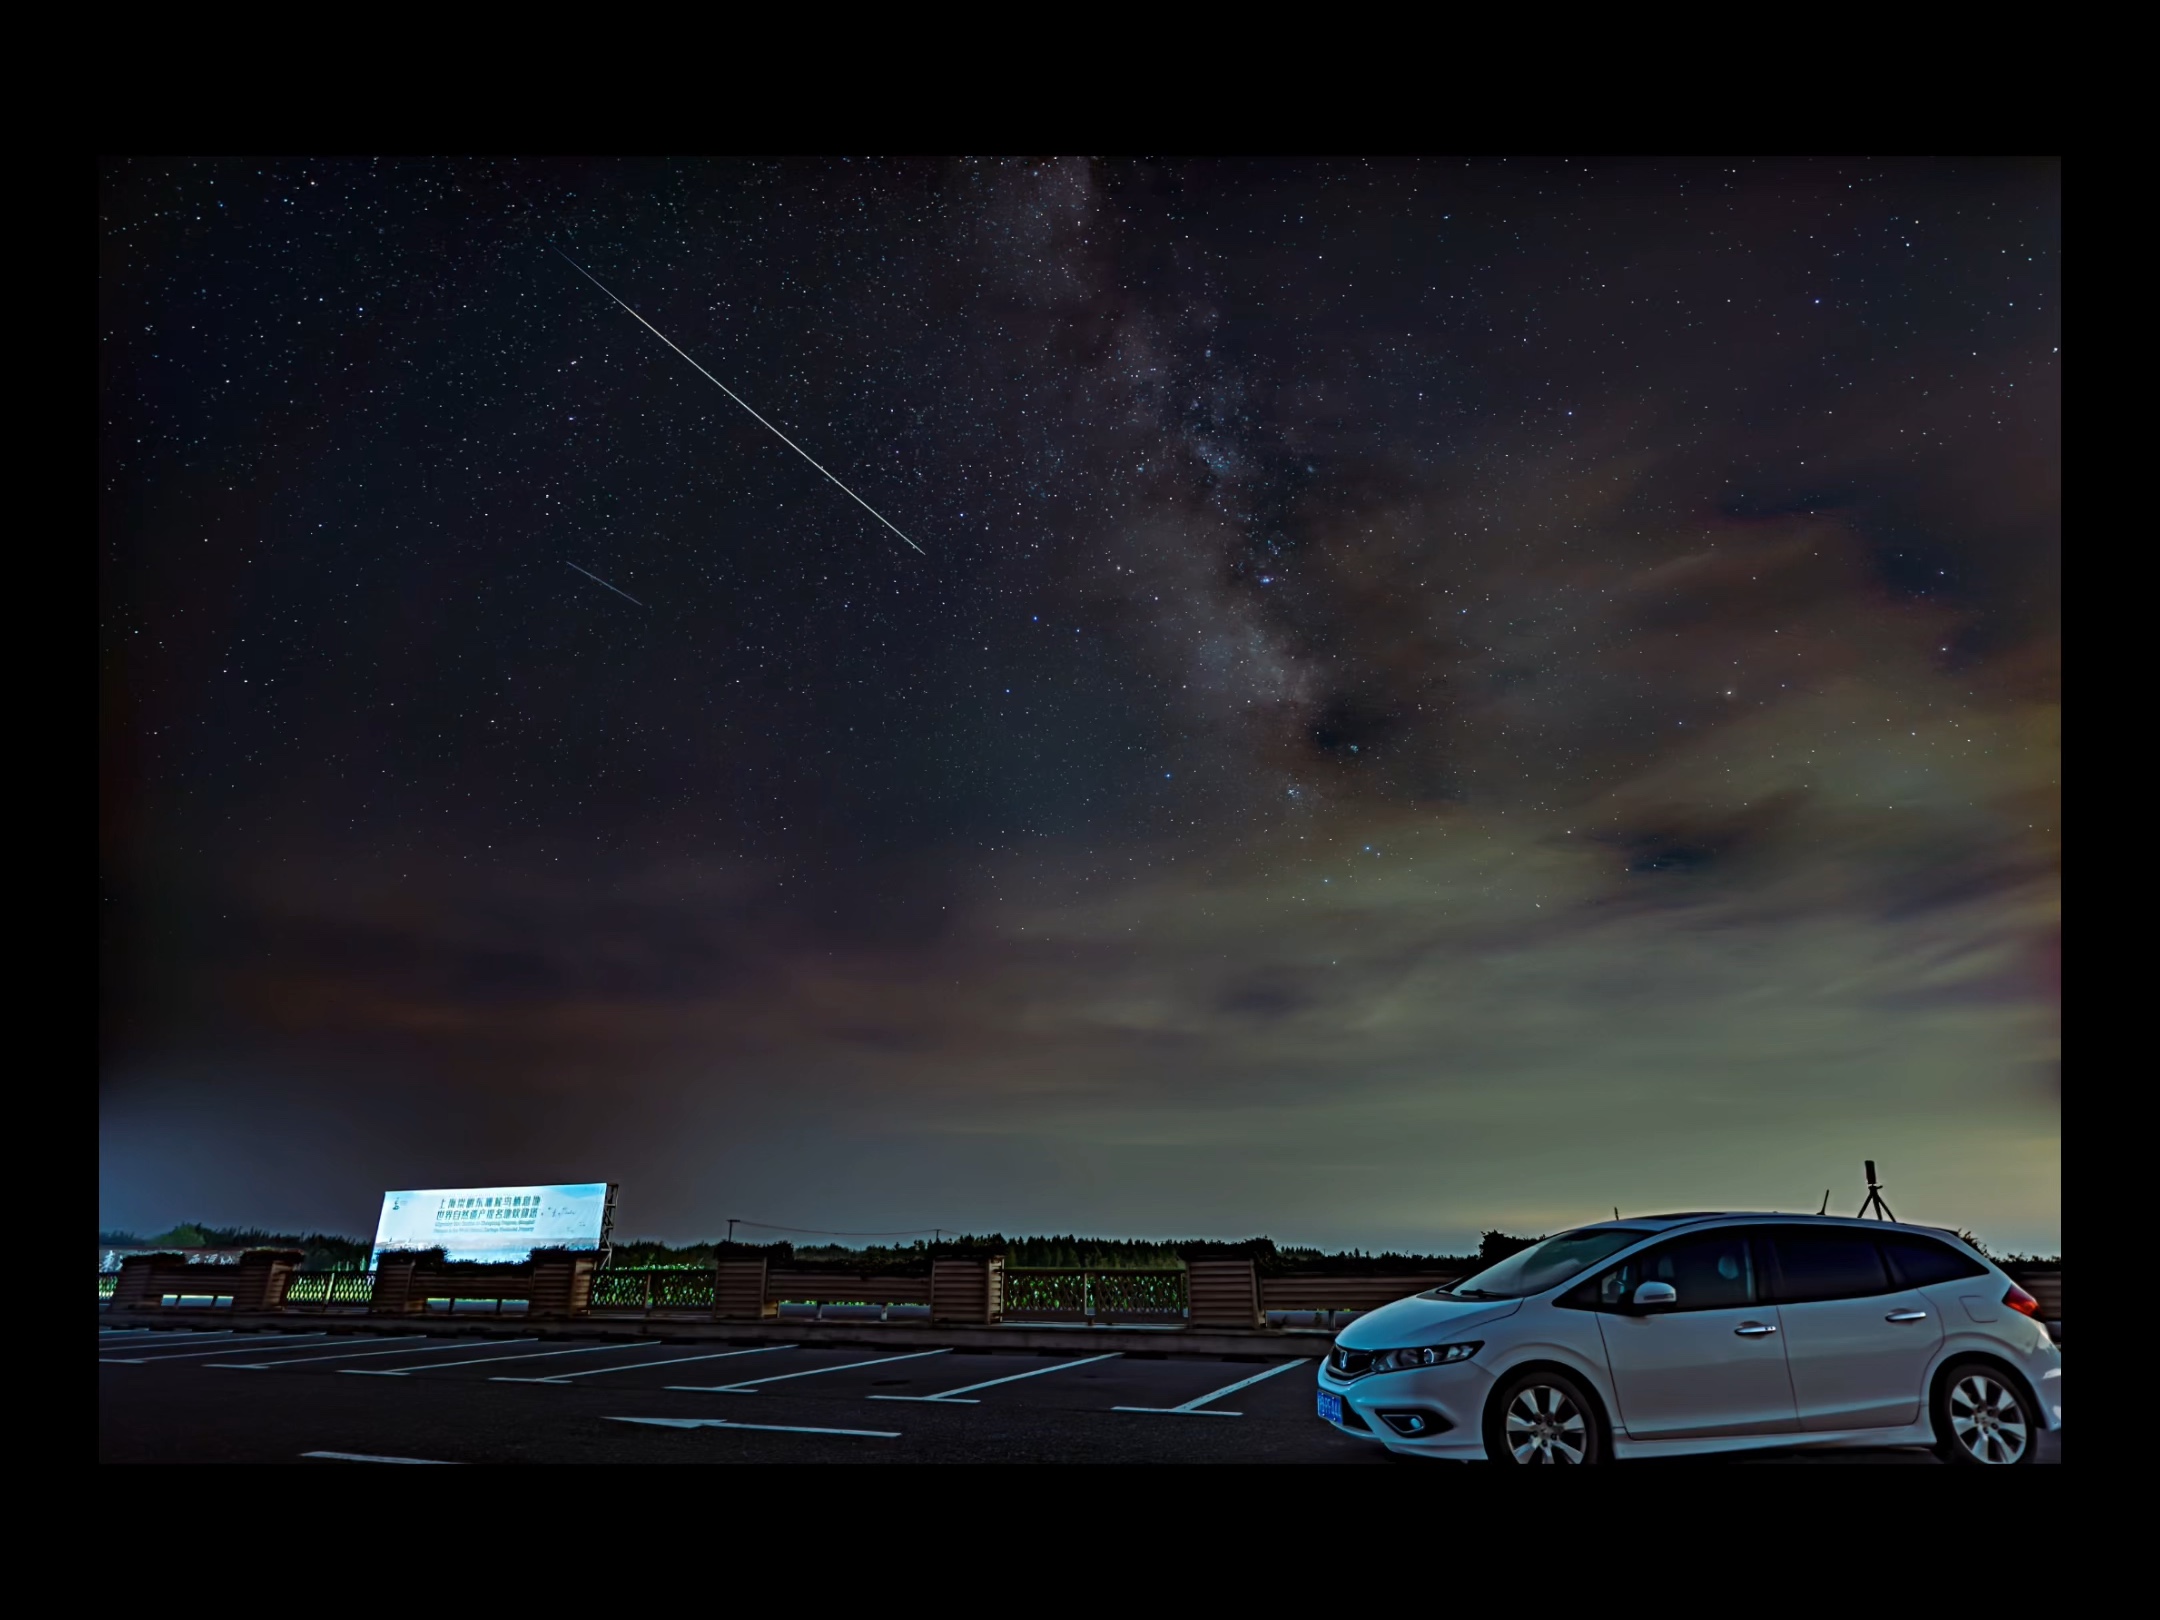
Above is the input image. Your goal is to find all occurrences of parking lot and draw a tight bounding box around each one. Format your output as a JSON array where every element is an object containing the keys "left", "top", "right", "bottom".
[{"left": 99, "top": 1326, "right": 2061, "bottom": 1464}]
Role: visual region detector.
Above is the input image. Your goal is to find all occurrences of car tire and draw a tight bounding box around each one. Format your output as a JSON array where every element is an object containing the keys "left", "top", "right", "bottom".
[
  {"left": 1931, "top": 1360, "right": 2040, "bottom": 1466},
  {"left": 1484, "top": 1369, "right": 1605, "bottom": 1465}
]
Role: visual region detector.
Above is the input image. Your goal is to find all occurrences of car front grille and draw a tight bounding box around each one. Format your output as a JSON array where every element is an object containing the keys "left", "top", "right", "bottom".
[{"left": 1329, "top": 1346, "right": 1374, "bottom": 1380}]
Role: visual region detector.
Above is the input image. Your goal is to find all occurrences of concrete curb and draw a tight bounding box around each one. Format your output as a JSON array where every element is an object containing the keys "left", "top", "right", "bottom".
[{"left": 98, "top": 1308, "right": 1334, "bottom": 1361}]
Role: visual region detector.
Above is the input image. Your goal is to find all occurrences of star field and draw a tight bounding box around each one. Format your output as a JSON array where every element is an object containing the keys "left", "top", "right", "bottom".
[{"left": 99, "top": 158, "right": 2060, "bottom": 1252}]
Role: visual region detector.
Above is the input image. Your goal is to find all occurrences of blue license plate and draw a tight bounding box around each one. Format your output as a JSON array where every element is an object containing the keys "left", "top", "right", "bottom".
[{"left": 1317, "top": 1389, "right": 1343, "bottom": 1424}]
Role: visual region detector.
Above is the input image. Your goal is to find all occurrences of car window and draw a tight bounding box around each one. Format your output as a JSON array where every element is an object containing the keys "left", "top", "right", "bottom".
[
  {"left": 1441, "top": 1227, "right": 1653, "bottom": 1300},
  {"left": 1566, "top": 1230, "right": 1755, "bottom": 1312},
  {"left": 1765, "top": 1230, "right": 1892, "bottom": 1302},
  {"left": 1878, "top": 1232, "right": 1987, "bottom": 1288},
  {"left": 1640, "top": 1231, "right": 1756, "bottom": 1309}
]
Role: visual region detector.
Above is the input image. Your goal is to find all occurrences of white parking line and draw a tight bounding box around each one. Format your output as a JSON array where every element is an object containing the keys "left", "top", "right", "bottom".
[
  {"left": 608, "top": 1417, "right": 900, "bottom": 1438},
  {"left": 870, "top": 1351, "right": 1121, "bottom": 1403},
  {"left": 671, "top": 1348, "right": 951, "bottom": 1392},
  {"left": 330, "top": 1339, "right": 539, "bottom": 1375},
  {"left": 1113, "top": 1357, "right": 1309, "bottom": 1416},
  {"left": 302, "top": 1451, "right": 458, "bottom": 1464},
  {"left": 103, "top": 1334, "right": 331, "bottom": 1363},
  {"left": 209, "top": 1337, "right": 439, "bottom": 1368},
  {"left": 493, "top": 1344, "right": 799, "bottom": 1383},
  {"left": 342, "top": 1341, "right": 659, "bottom": 1376}
]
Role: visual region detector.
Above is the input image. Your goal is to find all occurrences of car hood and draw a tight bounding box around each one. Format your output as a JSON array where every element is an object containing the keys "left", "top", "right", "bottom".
[{"left": 1335, "top": 1293, "right": 1525, "bottom": 1350}]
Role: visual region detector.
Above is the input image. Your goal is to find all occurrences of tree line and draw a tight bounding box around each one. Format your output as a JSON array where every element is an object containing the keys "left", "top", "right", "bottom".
[{"left": 101, "top": 1224, "right": 2063, "bottom": 1274}]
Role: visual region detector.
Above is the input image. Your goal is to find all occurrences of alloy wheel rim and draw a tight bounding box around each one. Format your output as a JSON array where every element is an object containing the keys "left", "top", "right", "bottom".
[
  {"left": 1948, "top": 1374, "right": 2029, "bottom": 1464},
  {"left": 1504, "top": 1384, "right": 1588, "bottom": 1463}
]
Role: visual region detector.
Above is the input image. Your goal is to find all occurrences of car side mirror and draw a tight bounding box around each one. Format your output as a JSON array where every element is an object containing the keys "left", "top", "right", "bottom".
[{"left": 1632, "top": 1281, "right": 1678, "bottom": 1312}]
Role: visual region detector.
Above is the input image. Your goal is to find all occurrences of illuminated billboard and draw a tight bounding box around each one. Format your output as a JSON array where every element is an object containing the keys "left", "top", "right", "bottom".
[{"left": 370, "top": 1183, "right": 613, "bottom": 1267}]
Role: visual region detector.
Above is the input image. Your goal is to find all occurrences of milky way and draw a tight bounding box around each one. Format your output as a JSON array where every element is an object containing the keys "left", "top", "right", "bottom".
[{"left": 99, "top": 159, "right": 2060, "bottom": 1252}]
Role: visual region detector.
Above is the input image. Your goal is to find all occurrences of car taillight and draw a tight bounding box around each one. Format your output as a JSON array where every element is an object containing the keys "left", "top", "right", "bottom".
[{"left": 2003, "top": 1283, "right": 2040, "bottom": 1318}]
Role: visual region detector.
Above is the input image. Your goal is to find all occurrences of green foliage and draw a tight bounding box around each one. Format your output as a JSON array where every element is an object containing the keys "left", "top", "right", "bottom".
[
  {"left": 127, "top": 1222, "right": 1920, "bottom": 1286},
  {"left": 712, "top": 1239, "right": 796, "bottom": 1261},
  {"left": 610, "top": 1238, "right": 718, "bottom": 1268},
  {"left": 698, "top": 1235, "right": 1010, "bottom": 1269},
  {"left": 1999, "top": 1255, "right": 2062, "bottom": 1273},
  {"left": 1956, "top": 1232, "right": 2061, "bottom": 1269},
  {"left": 778, "top": 1242, "right": 936, "bottom": 1276},
  {"left": 616, "top": 1232, "right": 1493, "bottom": 1275},
  {"left": 1180, "top": 1237, "right": 1280, "bottom": 1266},
  {"left": 1271, "top": 1244, "right": 1485, "bottom": 1275},
  {"left": 1007, "top": 1235, "right": 1183, "bottom": 1268},
  {"left": 102, "top": 1224, "right": 373, "bottom": 1272}
]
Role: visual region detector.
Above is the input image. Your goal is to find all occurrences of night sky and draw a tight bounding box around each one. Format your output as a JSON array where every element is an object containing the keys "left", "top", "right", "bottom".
[{"left": 98, "top": 158, "right": 2060, "bottom": 1253}]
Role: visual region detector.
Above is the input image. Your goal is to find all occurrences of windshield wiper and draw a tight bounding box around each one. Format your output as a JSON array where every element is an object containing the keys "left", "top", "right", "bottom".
[{"left": 1451, "top": 1288, "right": 1502, "bottom": 1299}]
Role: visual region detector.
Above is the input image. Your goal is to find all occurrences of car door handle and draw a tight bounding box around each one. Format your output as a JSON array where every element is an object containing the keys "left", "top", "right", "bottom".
[
  {"left": 1734, "top": 1323, "right": 1778, "bottom": 1336},
  {"left": 1885, "top": 1310, "right": 1928, "bottom": 1323}
]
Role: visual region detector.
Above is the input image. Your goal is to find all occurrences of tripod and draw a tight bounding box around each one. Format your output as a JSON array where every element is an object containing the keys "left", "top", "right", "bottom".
[{"left": 1855, "top": 1160, "right": 1895, "bottom": 1221}]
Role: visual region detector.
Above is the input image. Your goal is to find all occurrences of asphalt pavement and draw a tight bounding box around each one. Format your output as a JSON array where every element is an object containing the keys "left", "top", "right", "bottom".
[{"left": 97, "top": 1326, "right": 2062, "bottom": 1465}]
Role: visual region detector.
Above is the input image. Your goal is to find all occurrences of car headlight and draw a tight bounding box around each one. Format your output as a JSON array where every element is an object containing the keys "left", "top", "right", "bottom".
[{"left": 1370, "top": 1341, "right": 1482, "bottom": 1373}]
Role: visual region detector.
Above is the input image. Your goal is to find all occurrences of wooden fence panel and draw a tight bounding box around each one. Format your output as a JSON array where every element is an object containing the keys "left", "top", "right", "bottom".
[
  {"left": 109, "top": 1255, "right": 167, "bottom": 1310},
  {"left": 715, "top": 1259, "right": 771, "bottom": 1319},
  {"left": 232, "top": 1251, "right": 305, "bottom": 1312},
  {"left": 931, "top": 1258, "right": 1003, "bottom": 1324},
  {"left": 528, "top": 1252, "right": 598, "bottom": 1317},
  {"left": 108, "top": 1252, "right": 301, "bottom": 1310},
  {"left": 370, "top": 1257, "right": 420, "bottom": 1314},
  {"left": 1187, "top": 1260, "right": 1260, "bottom": 1328},
  {"left": 370, "top": 1260, "right": 545, "bottom": 1313}
]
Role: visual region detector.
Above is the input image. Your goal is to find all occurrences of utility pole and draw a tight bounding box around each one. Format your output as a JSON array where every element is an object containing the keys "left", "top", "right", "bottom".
[{"left": 726, "top": 1217, "right": 737, "bottom": 1244}]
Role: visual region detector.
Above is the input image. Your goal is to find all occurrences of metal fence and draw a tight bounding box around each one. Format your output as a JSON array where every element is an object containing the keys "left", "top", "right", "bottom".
[
  {"left": 1003, "top": 1268, "right": 1187, "bottom": 1323},
  {"left": 590, "top": 1268, "right": 717, "bottom": 1312},
  {"left": 110, "top": 1255, "right": 2044, "bottom": 1333},
  {"left": 279, "top": 1271, "right": 377, "bottom": 1307}
]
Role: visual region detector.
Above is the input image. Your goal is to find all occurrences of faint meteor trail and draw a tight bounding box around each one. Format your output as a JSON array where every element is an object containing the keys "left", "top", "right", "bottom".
[
  {"left": 552, "top": 246, "right": 926, "bottom": 556},
  {"left": 566, "top": 560, "right": 648, "bottom": 609}
]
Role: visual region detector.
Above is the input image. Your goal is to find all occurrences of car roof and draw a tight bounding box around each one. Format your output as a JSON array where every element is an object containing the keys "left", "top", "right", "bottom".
[{"left": 1578, "top": 1212, "right": 1969, "bottom": 1240}]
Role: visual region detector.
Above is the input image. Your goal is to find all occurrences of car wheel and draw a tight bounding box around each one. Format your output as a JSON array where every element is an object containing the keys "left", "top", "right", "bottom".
[
  {"left": 1486, "top": 1369, "right": 1604, "bottom": 1465},
  {"left": 1932, "top": 1361, "right": 2039, "bottom": 1466}
]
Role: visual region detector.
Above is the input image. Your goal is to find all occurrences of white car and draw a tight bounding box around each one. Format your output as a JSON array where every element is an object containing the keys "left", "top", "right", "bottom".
[{"left": 1316, "top": 1213, "right": 2061, "bottom": 1464}]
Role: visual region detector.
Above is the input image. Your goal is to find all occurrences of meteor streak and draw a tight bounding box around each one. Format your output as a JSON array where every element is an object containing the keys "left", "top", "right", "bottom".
[
  {"left": 566, "top": 560, "right": 648, "bottom": 609},
  {"left": 553, "top": 247, "right": 926, "bottom": 556}
]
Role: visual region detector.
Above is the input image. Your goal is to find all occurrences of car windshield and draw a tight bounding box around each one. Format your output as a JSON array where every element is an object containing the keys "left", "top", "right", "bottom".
[{"left": 1439, "top": 1228, "right": 1653, "bottom": 1300}]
